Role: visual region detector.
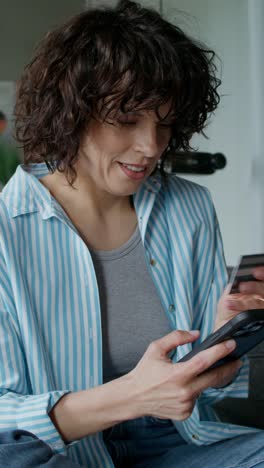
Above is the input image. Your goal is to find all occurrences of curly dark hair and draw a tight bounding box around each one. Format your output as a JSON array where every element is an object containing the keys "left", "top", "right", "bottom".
[{"left": 15, "top": 0, "right": 221, "bottom": 183}]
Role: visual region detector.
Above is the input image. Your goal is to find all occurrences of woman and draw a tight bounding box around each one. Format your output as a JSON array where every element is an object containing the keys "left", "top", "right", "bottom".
[{"left": 0, "top": 1, "right": 264, "bottom": 467}]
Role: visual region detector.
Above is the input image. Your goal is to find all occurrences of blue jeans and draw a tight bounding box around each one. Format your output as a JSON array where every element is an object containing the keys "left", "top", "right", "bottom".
[
  {"left": 0, "top": 430, "right": 83, "bottom": 467},
  {"left": 104, "top": 417, "right": 264, "bottom": 468},
  {"left": 1, "top": 419, "right": 264, "bottom": 467}
]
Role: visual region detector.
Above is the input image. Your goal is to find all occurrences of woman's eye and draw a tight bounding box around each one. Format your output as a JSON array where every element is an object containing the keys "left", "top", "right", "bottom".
[
  {"left": 118, "top": 120, "right": 137, "bottom": 126},
  {"left": 158, "top": 123, "right": 173, "bottom": 129}
]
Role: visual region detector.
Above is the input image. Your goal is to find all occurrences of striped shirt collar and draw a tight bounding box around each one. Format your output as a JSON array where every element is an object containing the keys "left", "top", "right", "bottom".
[{"left": 1, "top": 163, "right": 162, "bottom": 219}]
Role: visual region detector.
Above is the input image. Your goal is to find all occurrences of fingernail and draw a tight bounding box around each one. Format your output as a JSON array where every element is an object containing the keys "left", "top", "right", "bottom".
[
  {"left": 225, "top": 339, "right": 236, "bottom": 350},
  {"left": 189, "top": 330, "right": 200, "bottom": 336}
]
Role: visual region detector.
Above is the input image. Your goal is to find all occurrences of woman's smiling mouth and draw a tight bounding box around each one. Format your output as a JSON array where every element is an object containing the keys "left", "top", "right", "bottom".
[{"left": 118, "top": 162, "right": 148, "bottom": 180}]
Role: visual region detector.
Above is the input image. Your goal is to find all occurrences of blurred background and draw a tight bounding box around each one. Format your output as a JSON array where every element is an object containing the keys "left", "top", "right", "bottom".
[{"left": 0, "top": 0, "right": 263, "bottom": 266}]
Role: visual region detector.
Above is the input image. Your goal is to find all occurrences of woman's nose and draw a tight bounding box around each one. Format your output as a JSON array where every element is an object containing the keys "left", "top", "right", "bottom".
[{"left": 134, "top": 126, "right": 160, "bottom": 159}]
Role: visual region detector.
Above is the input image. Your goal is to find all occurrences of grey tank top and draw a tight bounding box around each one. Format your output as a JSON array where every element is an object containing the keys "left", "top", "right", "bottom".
[{"left": 90, "top": 226, "right": 172, "bottom": 383}]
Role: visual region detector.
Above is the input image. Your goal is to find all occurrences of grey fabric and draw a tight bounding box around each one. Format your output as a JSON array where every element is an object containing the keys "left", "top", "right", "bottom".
[{"left": 90, "top": 227, "right": 172, "bottom": 383}]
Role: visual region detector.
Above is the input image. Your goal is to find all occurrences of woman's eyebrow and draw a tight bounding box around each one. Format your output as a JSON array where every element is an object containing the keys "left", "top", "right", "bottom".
[
  {"left": 158, "top": 115, "right": 176, "bottom": 124},
  {"left": 121, "top": 111, "right": 175, "bottom": 119},
  {"left": 114, "top": 107, "right": 176, "bottom": 122},
  {"left": 120, "top": 111, "right": 142, "bottom": 116}
]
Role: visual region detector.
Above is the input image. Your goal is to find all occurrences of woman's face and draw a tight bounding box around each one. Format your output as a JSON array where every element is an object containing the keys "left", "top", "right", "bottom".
[{"left": 76, "top": 102, "right": 173, "bottom": 198}]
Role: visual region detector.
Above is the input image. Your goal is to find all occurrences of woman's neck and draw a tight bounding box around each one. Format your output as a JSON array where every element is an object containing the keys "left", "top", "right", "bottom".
[
  {"left": 39, "top": 170, "right": 137, "bottom": 250},
  {"left": 40, "top": 170, "right": 132, "bottom": 220}
]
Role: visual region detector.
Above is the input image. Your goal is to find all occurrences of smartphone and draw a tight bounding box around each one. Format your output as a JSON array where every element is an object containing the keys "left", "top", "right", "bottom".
[
  {"left": 178, "top": 309, "right": 264, "bottom": 370},
  {"left": 229, "top": 253, "right": 264, "bottom": 293}
]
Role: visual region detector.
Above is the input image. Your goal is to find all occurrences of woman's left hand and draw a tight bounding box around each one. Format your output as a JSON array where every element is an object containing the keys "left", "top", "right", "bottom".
[{"left": 215, "top": 267, "right": 264, "bottom": 331}]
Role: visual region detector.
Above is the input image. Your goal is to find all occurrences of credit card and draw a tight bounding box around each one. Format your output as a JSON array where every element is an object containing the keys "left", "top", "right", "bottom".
[{"left": 229, "top": 254, "right": 264, "bottom": 294}]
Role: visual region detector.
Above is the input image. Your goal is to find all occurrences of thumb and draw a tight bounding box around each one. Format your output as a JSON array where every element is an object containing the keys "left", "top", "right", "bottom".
[{"left": 150, "top": 330, "right": 200, "bottom": 358}]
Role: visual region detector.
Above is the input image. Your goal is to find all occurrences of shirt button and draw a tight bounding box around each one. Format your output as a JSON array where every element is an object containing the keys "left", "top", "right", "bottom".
[
  {"left": 192, "top": 434, "right": 200, "bottom": 440},
  {"left": 150, "top": 258, "right": 156, "bottom": 266},
  {"left": 169, "top": 304, "right": 175, "bottom": 312}
]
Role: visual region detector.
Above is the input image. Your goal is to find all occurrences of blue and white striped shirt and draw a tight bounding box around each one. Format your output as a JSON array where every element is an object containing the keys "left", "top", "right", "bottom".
[{"left": 0, "top": 164, "right": 259, "bottom": 467}]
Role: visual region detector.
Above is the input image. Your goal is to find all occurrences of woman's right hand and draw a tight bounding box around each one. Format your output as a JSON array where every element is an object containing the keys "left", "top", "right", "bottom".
[
  {"left": 49, "top": 330, "right": 242, "bottom": 442},
  {"left": 127, "top": 330, "right": 242, "bottom": 421}
]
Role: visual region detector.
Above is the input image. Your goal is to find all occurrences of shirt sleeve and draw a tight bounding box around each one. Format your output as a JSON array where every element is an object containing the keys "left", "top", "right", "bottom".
[
  {"left": 199, "top": 198, "right": 249, "bottom": 404},
  {"left": 0, "top": 292, "right": 69, "bottom": 454}
]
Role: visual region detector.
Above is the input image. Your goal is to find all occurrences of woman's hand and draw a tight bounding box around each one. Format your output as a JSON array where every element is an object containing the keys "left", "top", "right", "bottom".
[
  {"left": 215, "top": 266, "right": 264, "bottom": 331},
  {"left": 128, "top": 330, "right": 241, "bottom": 421},
  {"left": 50, "top": 330, "right": 241, "bottom": 441}
]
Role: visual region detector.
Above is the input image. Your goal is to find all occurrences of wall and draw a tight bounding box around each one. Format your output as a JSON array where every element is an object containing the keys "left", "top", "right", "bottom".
[
  {"left": 0, "top": 0, "right": 84, "bottom": 81},
  {"left": 248, "top": 0, "right": 264, "bottom": 255}
]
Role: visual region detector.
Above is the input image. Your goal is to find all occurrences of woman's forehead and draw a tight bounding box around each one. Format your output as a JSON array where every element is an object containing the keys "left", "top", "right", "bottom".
[{"left": 99, "top": 97, "right": 175, "bottom": 121}]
